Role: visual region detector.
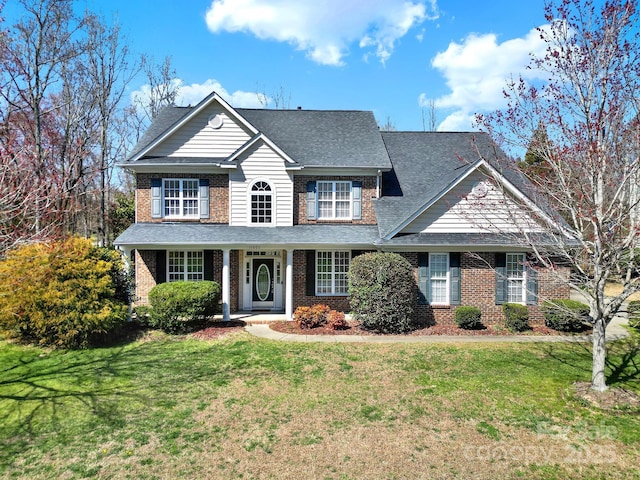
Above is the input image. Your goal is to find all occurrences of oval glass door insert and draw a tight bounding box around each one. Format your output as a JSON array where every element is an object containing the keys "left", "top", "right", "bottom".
[{"left": 256, "top": 264, "right": 271, "bottom": 301}]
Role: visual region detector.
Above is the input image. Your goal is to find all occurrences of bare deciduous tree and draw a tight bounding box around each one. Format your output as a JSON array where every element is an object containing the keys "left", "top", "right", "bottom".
[{"left": 478, "top": 0, "right": 640, "bottom": 391}]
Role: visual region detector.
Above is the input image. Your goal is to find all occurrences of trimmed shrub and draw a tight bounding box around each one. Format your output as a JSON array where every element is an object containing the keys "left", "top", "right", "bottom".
[
  {"left": 541, "top": 299, "right": 590, "bottom": 332},
  {"left": 455, "top": 306, "right": 483, "bottom": 330},
  {"left": 148, "top": 281, "right": 220, "bottom": 333},
  {"left": 348, "top": 252, "right": 415, "bottom": 334},
  {"left": 0, "top": 237, "right": 129, "bottom": 349},
  {"left": 133, "top": 305, "right": 152, "bottom": 328},
  {"left": 294, "top": 304, "right": 330, "bottom": 329},
  {"left": 503, "top": 303, "right": 530, "bottom": 332},
  {"left": 327, "top": 310, "right": 348, "bottom": 330},
  {"left": 629, "top": 301, "right": 640, "bottom": 329}
]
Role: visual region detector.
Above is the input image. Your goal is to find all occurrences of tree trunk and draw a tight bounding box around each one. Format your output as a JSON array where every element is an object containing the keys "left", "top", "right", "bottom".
[{"left": 591, "top": 316, "right": 608, "bottom": 392}]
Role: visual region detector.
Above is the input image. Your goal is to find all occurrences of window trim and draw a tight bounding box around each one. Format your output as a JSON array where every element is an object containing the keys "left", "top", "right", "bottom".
[
  {"left": 163, "top": 178, "right": 199, "bottom": 219},
  {"left": 167, "top": 250, "right": 204, "bottom": 282},
  {"left": 315, "top": 250, "right": 350, "bottom": 296},
  {"left": 506, "top": 252, "right": 527, "bottom": 304},
  {"left": 248, "top": 179, "right": 274, "bottom": 225},
  {"left": 317, "top": 180, "right": 352, "bottom": 220},
  {"left": 429, "top": 252, "right": 450, "bottom": 305}
]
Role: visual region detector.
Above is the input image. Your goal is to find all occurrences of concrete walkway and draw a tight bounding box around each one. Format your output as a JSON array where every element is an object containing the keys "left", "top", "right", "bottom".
[{"left": 244, "top": 312, "right": 630, "bottom": 344}]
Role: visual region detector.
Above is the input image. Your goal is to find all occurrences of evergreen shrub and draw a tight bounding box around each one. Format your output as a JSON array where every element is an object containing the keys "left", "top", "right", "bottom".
[
  {"left": 629, "top": 301, "right": 640, "bottom": 329},
  {"left": 541, "top": 299, "right": 590, "bottom": 332},
  {"left": 148, "top": 281, "right": 220, "bottom": 333},
  {"left": 348, "top": 252, "right": 416, "bottom": 334},
  {"left": 502, "top": 303, "right": 530, "bottom": 332},
  {"left": 0, "top": 237, "right": 129, "bottom": 348},
  {"left": 455, "top": 306, "right": 483, "bottom": 329}
]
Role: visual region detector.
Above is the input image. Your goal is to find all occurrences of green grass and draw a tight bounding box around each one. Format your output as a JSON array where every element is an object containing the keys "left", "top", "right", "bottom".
[{"left": 1, "top": 331, "right": 639, "bottom": 479}]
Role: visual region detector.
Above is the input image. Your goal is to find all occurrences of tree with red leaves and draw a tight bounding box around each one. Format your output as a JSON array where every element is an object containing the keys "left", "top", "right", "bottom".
[{"left": 479, "top": 0, "right": 640, "bottom": 391}]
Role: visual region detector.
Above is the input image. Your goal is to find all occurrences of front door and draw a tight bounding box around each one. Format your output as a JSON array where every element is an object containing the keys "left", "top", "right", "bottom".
[{"left": 252, "top": 258, "right": 274, "bottom": 309}]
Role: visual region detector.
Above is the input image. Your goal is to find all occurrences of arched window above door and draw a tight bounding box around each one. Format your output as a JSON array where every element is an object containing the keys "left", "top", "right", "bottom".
[{"left": 250, "top": 181, "right": 273, "bottom": 224}]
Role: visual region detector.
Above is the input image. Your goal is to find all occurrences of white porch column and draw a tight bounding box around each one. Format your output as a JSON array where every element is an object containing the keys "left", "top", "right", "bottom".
[
  {"left": 285, "top": 249, "right": 294, "bottom": 320},
  {"left": 222, "top": 249, "right": 230, "bottom": 321}
]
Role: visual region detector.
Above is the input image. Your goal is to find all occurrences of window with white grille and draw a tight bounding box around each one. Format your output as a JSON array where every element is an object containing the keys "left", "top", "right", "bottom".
[
  {"left": 316, "top": 251, "right": 350, "bottom": 295},
  {"left": 163, "top": 179, "right": 199, "bottom": 218}
]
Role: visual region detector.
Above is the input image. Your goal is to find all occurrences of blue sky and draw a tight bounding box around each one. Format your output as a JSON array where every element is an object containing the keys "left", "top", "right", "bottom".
[{"left": 5, "top": 0, "right": 551, "bottom": 131}]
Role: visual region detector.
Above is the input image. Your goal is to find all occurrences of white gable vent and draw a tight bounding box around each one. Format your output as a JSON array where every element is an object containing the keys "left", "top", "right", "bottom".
[{"left": 208, "top": 114, "right": 224, "bottom": 129}]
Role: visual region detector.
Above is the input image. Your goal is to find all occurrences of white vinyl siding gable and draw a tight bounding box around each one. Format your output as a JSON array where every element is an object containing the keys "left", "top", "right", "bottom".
[
  {"left": 229, "top": 142, "right": 293, "bottom": 226},
  {"left": 400, "top": 171, "right": 543, "bottom": 234},
  {"left": 146, "top": 104, "right": 252, "bottom": 158}
]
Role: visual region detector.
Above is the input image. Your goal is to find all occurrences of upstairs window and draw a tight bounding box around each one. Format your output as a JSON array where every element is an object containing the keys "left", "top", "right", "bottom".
[
  {"left": 163, "top": 179, "right": 199, "bottom": 218},
  {"left": 317, "top": 181, "right": 351, "bottom": 219},
  {"left": 250, "top": 181, "right": 272, "bottom": 224}
]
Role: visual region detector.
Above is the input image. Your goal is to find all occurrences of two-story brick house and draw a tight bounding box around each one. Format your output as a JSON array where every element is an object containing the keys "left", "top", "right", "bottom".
[{"left": 115, "top": 91, "right": 569, "bottom": 324}]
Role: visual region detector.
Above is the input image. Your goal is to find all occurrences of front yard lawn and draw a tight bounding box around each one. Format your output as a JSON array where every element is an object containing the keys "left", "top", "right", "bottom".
[{"left": 1, "top": 330, "right": 639, "bottom": 479}]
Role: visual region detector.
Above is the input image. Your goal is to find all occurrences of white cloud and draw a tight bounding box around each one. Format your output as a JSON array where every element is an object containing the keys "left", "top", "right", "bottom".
[
  {"left": 131, "top": 78, "right": 270, "bottom": 110},
  {"left": 420, "top": 26, "right": 549, "bottom": 131},
  {"left": 205, "top": 0, "right": 438, "bottom": 66}
]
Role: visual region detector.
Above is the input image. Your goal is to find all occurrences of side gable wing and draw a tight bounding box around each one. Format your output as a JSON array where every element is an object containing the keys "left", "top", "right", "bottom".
[{"left": 392, "top": 161, "right": 568, "bottom": 239}]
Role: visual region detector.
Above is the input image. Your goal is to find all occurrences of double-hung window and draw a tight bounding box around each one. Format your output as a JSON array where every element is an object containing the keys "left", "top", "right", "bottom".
[
  {"left": 506, "top": 253, "right": 526, "bottom": 303},
  {"left": 163, "top": 179, "right": 199, "bottom": 218},
  {"left": 418, "top": 252, "right": 460, "bottom": 306},
  {"left": 316, "top": 251, "right": 350, "bottom": 295},
  {"left": 317, "top": 181, "right": 351, "bottom": 220},
  {"left": 168, "top": 251, "right": 203, "bottom": 282},
  {"left": 429, "top": 253, "right": 449, "bottom": 305}
]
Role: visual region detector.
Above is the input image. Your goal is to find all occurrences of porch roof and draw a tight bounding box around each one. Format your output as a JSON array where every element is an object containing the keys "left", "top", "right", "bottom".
[{"left": 114, "top": 223, "right": 381, "bottom": 250}]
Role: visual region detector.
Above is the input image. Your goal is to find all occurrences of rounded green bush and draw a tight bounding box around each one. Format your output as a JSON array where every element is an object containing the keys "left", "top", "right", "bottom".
[
  {"left": 502, "top": 303, "right": 529, "bottom": 332},
  {"left": 148, "top": 281, "right": 220, "bottom": 333},
  {"left": 348, "top": 252, "right": 415, "bottom": 334},
  {"left": 455, "top": 306, "right": 483, "bottom": 329},
  {"left": 628, "top": 300, "right": 640, "bottom": 329},
  {"left": 541, "top": 299, "right": 590, "bottom": 332}
]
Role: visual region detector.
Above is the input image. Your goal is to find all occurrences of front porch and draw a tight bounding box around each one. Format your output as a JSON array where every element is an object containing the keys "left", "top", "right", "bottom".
[{"left": 212, "top": 311, "right": 288, "bottom": 324}]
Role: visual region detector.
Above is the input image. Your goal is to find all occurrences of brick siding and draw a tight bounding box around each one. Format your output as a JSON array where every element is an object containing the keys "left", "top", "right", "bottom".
[
  {"left": 399, "top": 252, "right": 570, "bottom": 326},
  {"left": 136, "top": 173, "right": 228, "bottom": 223},
  {"left": 134, "top": 245, "right": 570, "bottom": 326},
  {"left": 134, "top": 248, "right": 239, "bottom": 312},
  {"left": 293, "top": 176, "right": 378, "bottom": 225},
  {"left": 291, "top": 250, "right": 571, "bottom": 326}
]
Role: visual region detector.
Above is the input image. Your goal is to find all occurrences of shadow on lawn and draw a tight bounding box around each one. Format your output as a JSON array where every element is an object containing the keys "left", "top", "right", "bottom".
[
  {"left": 537, "top": 337, "right": 640, "bottom": 389},
  {"left": 0, "top": 339, "right": 177, "bottom": 466}
]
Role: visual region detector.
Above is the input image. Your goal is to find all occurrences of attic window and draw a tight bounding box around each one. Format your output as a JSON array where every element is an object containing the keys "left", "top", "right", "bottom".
[{"left": 208, "top": 114, "right": 224, "bottom": 129}]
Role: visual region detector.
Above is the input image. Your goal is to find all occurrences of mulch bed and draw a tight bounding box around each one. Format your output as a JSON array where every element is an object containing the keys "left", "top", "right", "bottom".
[
  {"left": 573, "top": 381, "right": 640, "bottom": 411},
  {"left": 269, "top": 320, "right": 586, "bottom": 337},
  {"left": 190, "top": 321, "right": 247, "bottom": 340}
]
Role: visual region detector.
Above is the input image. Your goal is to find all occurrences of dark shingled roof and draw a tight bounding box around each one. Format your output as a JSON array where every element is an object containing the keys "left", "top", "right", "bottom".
[
  {"left": 115, "top": 223, "right": 380, "bottom": 248},
  {"left": 126, "top": 106, "right": 191, "bottom": 161},
  {"left": 375, "top": 131, "right": 499, "bottom": 238},
  {"left": 374, "top": 232, "right": 563, "bottom": 248},
  {"left": 124, "top": 104, "right": 391, "bottom": 169},
  {"left": 236, "top": 108, "right": 391, "bottom": 168}
]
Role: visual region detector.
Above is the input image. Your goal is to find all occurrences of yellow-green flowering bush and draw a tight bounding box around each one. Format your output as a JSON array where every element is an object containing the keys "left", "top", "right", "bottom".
[{"left": 0, "top": 237, "right": 129, "bottom": 348}]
